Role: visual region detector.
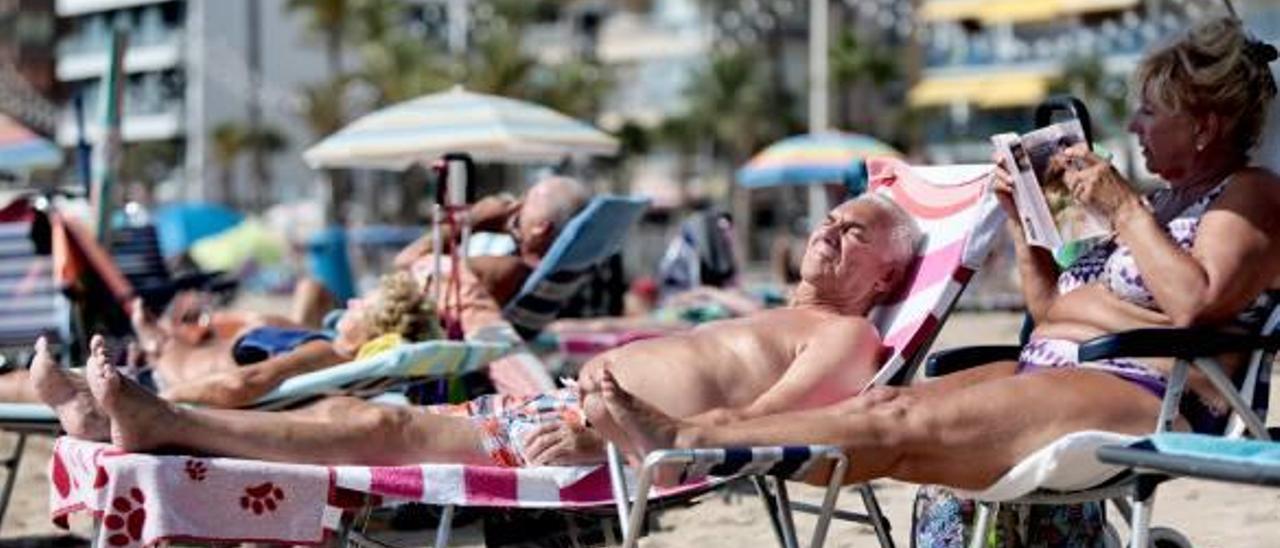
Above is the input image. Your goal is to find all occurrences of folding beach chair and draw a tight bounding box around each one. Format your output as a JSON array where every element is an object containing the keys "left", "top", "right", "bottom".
[
  {"left": 107, "top": 224, "right": 237, "bottom": 315},
  {"left": 612, "top": 158, "right": 1006, "bottom": 548},
  {"left": 0, "top": 217, "right": 67, "bottom": 368},
  {"left": 923, "top": 296, "right": 1280, "bottom": 547},
  {"left": 502, "top": 196, "right": 650, "bottom": 340}
]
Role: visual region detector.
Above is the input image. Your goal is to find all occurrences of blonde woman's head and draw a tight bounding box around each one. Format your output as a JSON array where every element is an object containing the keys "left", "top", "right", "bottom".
[
  {"left": 1134, "top": 17, "right": 1278, "bottom": 157},
  {"left": 334, "top": 272, "right": 442, "bottom": 353}
]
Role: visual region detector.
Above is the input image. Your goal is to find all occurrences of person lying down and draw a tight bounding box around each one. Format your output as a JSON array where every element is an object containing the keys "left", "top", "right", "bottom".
[{"left": 46, "top": 195, "right": 921, "bottom": 468}]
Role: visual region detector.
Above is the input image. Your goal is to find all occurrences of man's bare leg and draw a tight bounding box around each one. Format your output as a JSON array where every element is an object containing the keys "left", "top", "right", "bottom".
[
  {"left": 30, "top": 336, "right": 110, "bottom": 440},
  {"left": 603, "top": 366, "right": 1167, "bottom": 490},
  {"left": 81, "top": 353, "right": 493, "bottom": 465}
]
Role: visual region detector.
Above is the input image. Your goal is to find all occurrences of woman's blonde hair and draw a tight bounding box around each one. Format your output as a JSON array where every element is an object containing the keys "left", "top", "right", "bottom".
[
  {"left": 364, "top": 272, "right": 442, "bottom": 342},
  {"left": 1136, "top": 16, "right": 1278, "bottom": 154}
]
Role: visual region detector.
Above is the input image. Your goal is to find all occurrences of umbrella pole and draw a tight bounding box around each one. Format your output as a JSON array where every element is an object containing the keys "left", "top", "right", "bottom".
[{"left": 431, "top": 203, "right": 443, "bottom": 303}]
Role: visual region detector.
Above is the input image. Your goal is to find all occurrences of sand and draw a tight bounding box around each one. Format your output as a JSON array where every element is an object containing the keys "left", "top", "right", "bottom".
[{"left": 2, "top": 311, "right": 1278, "bottom": 546}]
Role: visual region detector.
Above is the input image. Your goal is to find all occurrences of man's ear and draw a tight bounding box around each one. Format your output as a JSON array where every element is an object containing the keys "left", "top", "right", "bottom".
[{"left": 873, "top": 264, "right": 902, "bottom": 298}]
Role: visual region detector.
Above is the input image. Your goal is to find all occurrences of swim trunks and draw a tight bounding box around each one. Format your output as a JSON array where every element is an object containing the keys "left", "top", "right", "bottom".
[{"left": 427, "top": 388, "right": 584, "bottom": 467}]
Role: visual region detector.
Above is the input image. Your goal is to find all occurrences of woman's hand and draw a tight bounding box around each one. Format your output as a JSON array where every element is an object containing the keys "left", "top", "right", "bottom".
[
  {"left": 989, "top": 151, "right": 1021, "bottom": 222},
  {"left": 1052, "top": 145, "right": 1143, "bottom": 220}
]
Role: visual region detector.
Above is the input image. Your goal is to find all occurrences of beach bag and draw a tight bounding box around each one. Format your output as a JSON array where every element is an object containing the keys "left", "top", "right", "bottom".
[{"left": 911, "top": 485, "right": 1107, "bottom": 547}]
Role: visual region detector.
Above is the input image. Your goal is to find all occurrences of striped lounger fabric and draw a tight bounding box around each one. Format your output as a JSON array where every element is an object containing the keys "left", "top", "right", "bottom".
[{"left": 45, "top": 163, "right": 1006, "bottom": 547}]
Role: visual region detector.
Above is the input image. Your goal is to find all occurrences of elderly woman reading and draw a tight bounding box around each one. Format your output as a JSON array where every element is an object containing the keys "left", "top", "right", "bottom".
[{"left": 592, "top": 16, "right": 1280, "bottom": 491}]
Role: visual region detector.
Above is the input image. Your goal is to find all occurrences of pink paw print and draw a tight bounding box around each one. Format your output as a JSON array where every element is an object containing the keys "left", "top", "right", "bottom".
[
  {"left": 240, "top": 482, "right": 285, "bottom": 515},
  {"left": 104, "top": 488, "right": 146, "bottom": 546},
  {"left": 184, "top": 460, "right": 207, "bottom": 482}
]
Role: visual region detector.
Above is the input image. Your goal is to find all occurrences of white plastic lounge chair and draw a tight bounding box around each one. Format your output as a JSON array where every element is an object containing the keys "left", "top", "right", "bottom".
[{"left": 923, "top": 296, "right": 1280, "bottom": 547}]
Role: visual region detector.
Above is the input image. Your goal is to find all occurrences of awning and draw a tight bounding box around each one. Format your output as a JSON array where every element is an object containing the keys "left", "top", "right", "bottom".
[
  {"left": 920, "top": 0, "right": 1140, "bottom": 24},
  {"left": 909, "top": 72, "right": 1051, "bottom": 109}
]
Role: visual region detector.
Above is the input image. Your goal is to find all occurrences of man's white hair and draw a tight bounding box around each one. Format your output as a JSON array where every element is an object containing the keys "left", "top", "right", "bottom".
[
  {"left": 856, "top": 192, "right": 923, "bottom": 272},
  {"left": 533, "top": 176, "right": 591, "bottom": 230}
]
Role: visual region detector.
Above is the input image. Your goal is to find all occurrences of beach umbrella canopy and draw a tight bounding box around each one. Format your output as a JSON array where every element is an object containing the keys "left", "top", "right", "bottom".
[
  {"left": 0, "top": 113, "right": 61, "bottom": 173},
  {"left": 152, "top": 202, "right": 245, "bottom": 258},
  {"left": 303, "top": 85, "right": 619, "bottom": 170},
  {"left": 736, "top": 131, "right": 900, "bottom": 193}
]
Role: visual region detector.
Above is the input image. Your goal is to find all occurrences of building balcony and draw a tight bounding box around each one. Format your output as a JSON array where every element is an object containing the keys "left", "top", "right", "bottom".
[
  {"left": 56, "top": 31, "right": 182, "bottom": 81},
  {"left": 55, "top": 0, "right": 174, "bottom": 17},
  {"left": 56, "top": 101, "right": 183, "bottom": 145},
  {"left": 922, "top": 12, "right": 1185, "bottom": 74}
]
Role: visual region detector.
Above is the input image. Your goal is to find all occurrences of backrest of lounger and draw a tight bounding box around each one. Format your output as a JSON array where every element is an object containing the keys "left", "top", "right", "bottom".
[
  {"left": 862, "top": 158, "right": 1004, "bottom": 389},
  {"left": 108, "top": 225, "right": 172, "bottom": 309},
  {"left": 1227, "top": 296, "right": 1280, "bottom": 437},
  {"left": 502, "top": 196, "right": 650, "bottom": 339},
  {"left": 0, "top": 219, "right": 67, "bottom": 361}
]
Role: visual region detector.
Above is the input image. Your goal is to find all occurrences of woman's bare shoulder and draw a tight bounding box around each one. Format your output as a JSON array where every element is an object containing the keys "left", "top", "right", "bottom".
[{"left": 1217, "top": 168, "right": 1280, "bottom": 215}]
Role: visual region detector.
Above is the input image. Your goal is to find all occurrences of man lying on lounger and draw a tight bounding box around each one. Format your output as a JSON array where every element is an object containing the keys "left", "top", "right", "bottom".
[{"left": 42, "top": 194, "right": 921, "bottom": 468}]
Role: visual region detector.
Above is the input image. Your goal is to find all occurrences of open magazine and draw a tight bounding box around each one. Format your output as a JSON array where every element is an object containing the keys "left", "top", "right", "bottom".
[{"left": 991, "top": 119, "right": 1112, "bottom": 251}]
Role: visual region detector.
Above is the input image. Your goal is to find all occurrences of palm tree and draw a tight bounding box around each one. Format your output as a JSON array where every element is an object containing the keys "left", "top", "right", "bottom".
[
  {"left": 211, "top": 122, "right": 248, "bottom": 207},
  {"left": 246, "top": 127, "right": 290, "bottom": 211},
  {"left": 676, "top": 47, "right": 786, "bottom": 166},
  {"left": 829, "top": 28, "right": 901, "bottom": 134},
  {"left": 285, "top": 0, "right": 353, "bottom": 77}
]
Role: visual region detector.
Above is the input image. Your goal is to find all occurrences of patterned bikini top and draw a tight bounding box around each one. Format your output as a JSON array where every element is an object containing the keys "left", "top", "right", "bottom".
[{"left": 1058, "top": 178, "right": 1277, "bottom": 330}]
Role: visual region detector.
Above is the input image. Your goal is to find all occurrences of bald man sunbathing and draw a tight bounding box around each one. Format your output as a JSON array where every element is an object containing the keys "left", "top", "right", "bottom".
[{"left": 46, "top": 195, "right": 921, "bottom": 468}]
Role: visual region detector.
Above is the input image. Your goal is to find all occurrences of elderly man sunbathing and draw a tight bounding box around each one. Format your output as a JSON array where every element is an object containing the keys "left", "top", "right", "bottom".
[
  {"left": 395, "top": 175, "right": 592, "bottom": 306},
  {"left": 45, "top": 194, "right": 920, "bottom": 468}
]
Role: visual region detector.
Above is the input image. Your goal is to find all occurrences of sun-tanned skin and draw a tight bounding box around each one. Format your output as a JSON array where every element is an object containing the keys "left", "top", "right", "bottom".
[
  {"left": 597, "top": 25, "right": 1280, "bottom": 490},
  {"left": 48, "top": 198, "right": 914, "bottom": 467}
]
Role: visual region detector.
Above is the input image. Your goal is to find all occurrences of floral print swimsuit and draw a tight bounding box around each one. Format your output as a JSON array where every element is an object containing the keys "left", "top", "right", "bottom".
[{"left": 1017, "top": 178, "right": 1276, "bottom": 434}]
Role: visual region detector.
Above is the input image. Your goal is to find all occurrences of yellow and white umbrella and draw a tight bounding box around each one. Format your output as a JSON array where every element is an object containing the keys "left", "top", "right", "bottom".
[{"left": 303, "top": 85, "right": 619, "bottom": 170}]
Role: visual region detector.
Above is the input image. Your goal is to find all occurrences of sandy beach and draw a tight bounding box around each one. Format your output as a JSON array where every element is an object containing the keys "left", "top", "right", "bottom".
[{"left": 2, "top": 311, "right": 1277, "bottom": 546}]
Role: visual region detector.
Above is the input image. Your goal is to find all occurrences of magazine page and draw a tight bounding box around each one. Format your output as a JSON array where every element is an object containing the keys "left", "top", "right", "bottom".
[
  {"left": 991, "top": 119, "right": 1112, "bottom": 251},
  {"left": 1018, "top": 120, "right": 1113, "bottom": 245},
  {"left": 991, "top": 132, "right": 1063, "bottom": 250}
]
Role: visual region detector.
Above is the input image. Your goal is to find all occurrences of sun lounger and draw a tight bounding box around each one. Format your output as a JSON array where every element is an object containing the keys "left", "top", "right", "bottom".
[
  {"left": 615, "top": 158, "right": 1006, "bottom": 548},
  {"left": 42, "top": 163, "right": 1001, "bottom": 547},
  {"left": 924, "top": 297, "right": 1280, "bottom": 548},
  {"left": 503, "top": 196, "right": 649, "bottom": 340},
  {"left": 107, "top": 224, "right": 236, "bottom": 315}
]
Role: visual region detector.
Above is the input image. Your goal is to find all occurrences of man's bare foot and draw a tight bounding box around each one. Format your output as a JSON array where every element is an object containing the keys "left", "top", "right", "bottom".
[
  {"left": 128, "top": 298, "right": 167, "bottom": 358},
  {"left": 599, "top": 370, "right": 691, "bottom": 485},
  {"left": 30, "top": 336, "right": 110, "bottom": 441},
  {"left": 84, "top": 339, "right": 178, "bottom": 452}
]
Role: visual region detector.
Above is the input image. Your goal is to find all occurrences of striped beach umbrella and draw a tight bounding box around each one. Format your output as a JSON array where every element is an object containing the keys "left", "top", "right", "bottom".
[
  {"left": 0, "top": 113, "right": 61, "bottom": 173},
  {"left": 303, "top": 86, "right": 619, "bottom": 170},
  {"left": 736, "top": 131, "right": 900, "bottom": 193}
]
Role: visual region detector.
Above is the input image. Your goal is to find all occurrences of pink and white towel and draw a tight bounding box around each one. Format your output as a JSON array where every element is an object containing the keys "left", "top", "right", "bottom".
[
  {"left": 50, "top": 437, "right": 708, "bottom": 546},
  {"left": 50, "top": 437, "right": 336, "bottom": 547}
]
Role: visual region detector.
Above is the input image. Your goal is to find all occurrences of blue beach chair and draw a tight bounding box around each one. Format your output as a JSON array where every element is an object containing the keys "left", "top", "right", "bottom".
[{"left": 502, "top": 196, "right": 650, "bottom": 340}]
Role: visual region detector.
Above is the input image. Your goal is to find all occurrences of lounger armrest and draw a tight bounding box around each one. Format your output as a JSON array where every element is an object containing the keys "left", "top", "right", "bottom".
[
  {"left": 925, "top": 345, "right": 1022, "bottom": 378},
  {"left": 640, "top": 445, "right": 846, "bottom": 480},
  {"left": 1077, "top": 328, "right": 1273, "bottom": 362}
]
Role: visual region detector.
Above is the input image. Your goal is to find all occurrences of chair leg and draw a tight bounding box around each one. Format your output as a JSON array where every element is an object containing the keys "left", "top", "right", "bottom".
[
  {"left": 752, "top": 476, "right": 790, "bottom": 548},
  {"left": 433, "top": 505, "right": 455, "bottom": 548},
  {"left": 1128, "top": 475, "right": 1161, "bottom": 548},
  {"left": 0, "top": 432, "right": 26, "bottom": 528},
  {"left": 771, "top": 478, "right": 801, "bottom": 548},
  {"left": 855, "top": 484, "right": 895, "bottom": 548},
  {"left": 968, "top": 502, "right": 998, "bottom": 548}
]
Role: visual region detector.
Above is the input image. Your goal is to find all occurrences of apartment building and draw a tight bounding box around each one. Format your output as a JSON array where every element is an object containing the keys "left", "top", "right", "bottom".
[{"left": 54, "top": 0, "right": 330, "bottom": 204}]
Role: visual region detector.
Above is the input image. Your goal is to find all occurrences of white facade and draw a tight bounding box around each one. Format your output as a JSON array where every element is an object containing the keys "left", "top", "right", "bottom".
[{"left": 54, "top": 0, "right": 332, "bottom": 204}]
